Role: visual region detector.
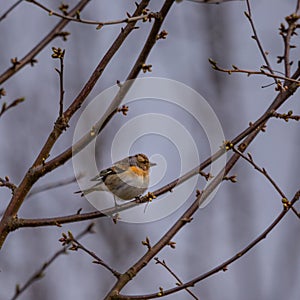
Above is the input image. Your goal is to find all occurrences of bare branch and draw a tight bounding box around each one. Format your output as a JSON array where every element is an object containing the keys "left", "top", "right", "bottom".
[
  {"left": 117, "top": 191, "right": 300, "bottom": 299},
  {"left": 0, "top": 0, "right": 24, "bottom": 22},
  {"left": 0, "top": 177, "right": 17, "bottom": 194},
  {"left": 27, "top": 0, "right": 157, "bottom": 29},
  {"left": 52, "top": 47, "right": 65, "bottom": 118},
  {"left": 208, "top": 59, "right": 300, "bottom": 86},
  {"left": 10, "top": 79, "right": 299, "bottom": 230},
  {"left": 0, "top": 0, "right": 151, "bottom": 249},
  {"left": 272, "top": 110, "right": 300, "bottom": 122},
  {"left": 0, "top": 97, "right": 24, "bottom": 118},
  {"left": 28, "top": 175, "right": 83, "bottom": 198},
  {"left": 2, "top": 1, "right": 300, "bottom": 299},
  {"left": 232, "top": 148, "right": 286, "bottom": 199},
  {"left": 0, "top": 0, "right": 91, "bottom": 84},
  {"left": 278, "top": 2, "right": 300, "bottom": 81},
  {"left": 11, "top": 223, "right": 94, "bottom": 300},
  {"left": 103, "top": 61, "right": 300, "bottom": 298},
  {"left": 154, "top": 258, "right": 199, "bottom": 299},
  {"left": 245, "top": 0, "right": 275, "bottom": 76},
  {"left": 60, "top": 231, "right": 121, "bottom": 278},
  {"left": 0, "top": 174, "right": 82, "bottom": 217}
]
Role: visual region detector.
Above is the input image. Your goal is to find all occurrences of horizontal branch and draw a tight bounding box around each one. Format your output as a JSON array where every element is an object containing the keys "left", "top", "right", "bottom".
[
  {"left": 28, "top": 0, "right": 157, "bottom": 29},
  {"left": 11, "top": 90, "right": 291, "bottom": 229},
  {"left": 208, "top": 59, "right": 300, "bottom": 85},
  {"left": 10, "top": 64, "right": 300, "bottom": 231}
]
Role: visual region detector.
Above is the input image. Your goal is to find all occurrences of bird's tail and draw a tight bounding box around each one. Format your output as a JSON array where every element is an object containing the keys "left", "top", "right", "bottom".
[{"left": 74, "top": 182, "right": 106, "bottom": 197}]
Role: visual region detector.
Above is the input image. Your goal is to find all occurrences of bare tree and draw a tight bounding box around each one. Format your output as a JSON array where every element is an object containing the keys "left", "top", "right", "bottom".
[{"left": 0, "top": 0, "right": 299, "bottom": 299}]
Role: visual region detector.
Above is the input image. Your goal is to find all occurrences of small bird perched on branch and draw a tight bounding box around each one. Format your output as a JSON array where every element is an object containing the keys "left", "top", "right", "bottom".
[{"left": 75, "top": 153, "right": 156, "bottom": 203}]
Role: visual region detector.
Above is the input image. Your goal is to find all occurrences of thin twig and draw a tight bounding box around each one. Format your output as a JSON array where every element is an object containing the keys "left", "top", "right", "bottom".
[
  {"left": 0, "top": 98, "right": 25, "bottom": 117},
  {"left": 154, "top": 258, "right": 199, "bottom": 299},
  {"left": 0, "top": 177, "right": 17, "bottom": 194},
  {"left": 11, "top": 223, "right": 94, "bottom": 300},
  {"left": 278, "top": 1, "right": 300, "bottom": 83},
  {"left": 232, "top": 147, "right": 286, "bottom": 198},
  {"left": 55, "top": 49, "right": 65, "bottom": 118},
  {"left": 272, "top": 111, "right": 300, "bottom": 122},
  {"left": 245, "top": 0, "right": 275, "bottom": 76},
  {"left": 117, "top": 191, "right": 300, "bottom": 299},
  {"left": 0, "top": 175, "right": 82, "bottom": 217},
  {"left": 232, "top": 147, "right": 299, "bottom": 218},
  {"left": 208, "top": 59, "right": 300, "bottom": 85},
  {"left": 65, "top": 234, "right": 121, "bottom": 278},
  {"left": 27, "top": 174, "right": 82, "bottom": 198},
  {"left": 282, "top": 23, "right": 293, "bottom": 79},
  {"left": 21, "top": 3, "right": 164, "bottom": 178},
  {"left": 0, "top": 0, "right": 24, "bottom": 22},
  {"left": 27, "top": 0, "right": 156, "bottom": 29},
  {"left": 0, "top": 0, "right": 91, "bottom": 84}
]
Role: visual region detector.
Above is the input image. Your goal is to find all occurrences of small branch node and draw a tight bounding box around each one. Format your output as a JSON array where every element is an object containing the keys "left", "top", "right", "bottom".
[{"left": 141, "top": 236, "right": 151, "bottom": 251}]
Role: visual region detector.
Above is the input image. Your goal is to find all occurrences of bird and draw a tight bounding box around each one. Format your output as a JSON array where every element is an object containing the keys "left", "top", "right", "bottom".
[{"left": 75, "top": 154, "right": 156, "bottom": 203}]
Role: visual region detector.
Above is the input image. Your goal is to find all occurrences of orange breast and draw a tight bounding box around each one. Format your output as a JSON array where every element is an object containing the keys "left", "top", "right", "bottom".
[{"left": 130, "top": 166, "right": 147, "bottom": 177}]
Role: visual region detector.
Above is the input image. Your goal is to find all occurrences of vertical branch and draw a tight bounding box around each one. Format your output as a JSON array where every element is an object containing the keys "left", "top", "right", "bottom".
[
  {"left": 296, "top": 0, "right": 300, "bottom": 13},
  {"left": 245, "top": 0, "right": 275, "bottom": 75},
  {"left": 281, "top": 1, "right": 300, "bottom": 82},
  {"left": 56, "top": 49, "right": 65, "bottom": 118}
]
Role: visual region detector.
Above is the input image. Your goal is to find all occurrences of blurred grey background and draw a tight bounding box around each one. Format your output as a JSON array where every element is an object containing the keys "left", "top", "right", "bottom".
[{"left": 0, "top": 0, "right": 299, "bottom": 299}]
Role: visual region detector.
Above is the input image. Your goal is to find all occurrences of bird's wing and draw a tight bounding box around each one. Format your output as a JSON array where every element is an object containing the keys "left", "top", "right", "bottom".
[{"left": 90, "top": 165, "right": 127, "bottom": 182}]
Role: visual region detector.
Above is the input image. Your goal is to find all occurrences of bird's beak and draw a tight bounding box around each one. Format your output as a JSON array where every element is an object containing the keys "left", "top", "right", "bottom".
[{"left": 150, "top": 161, "right": 156, "bottom": 167}]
